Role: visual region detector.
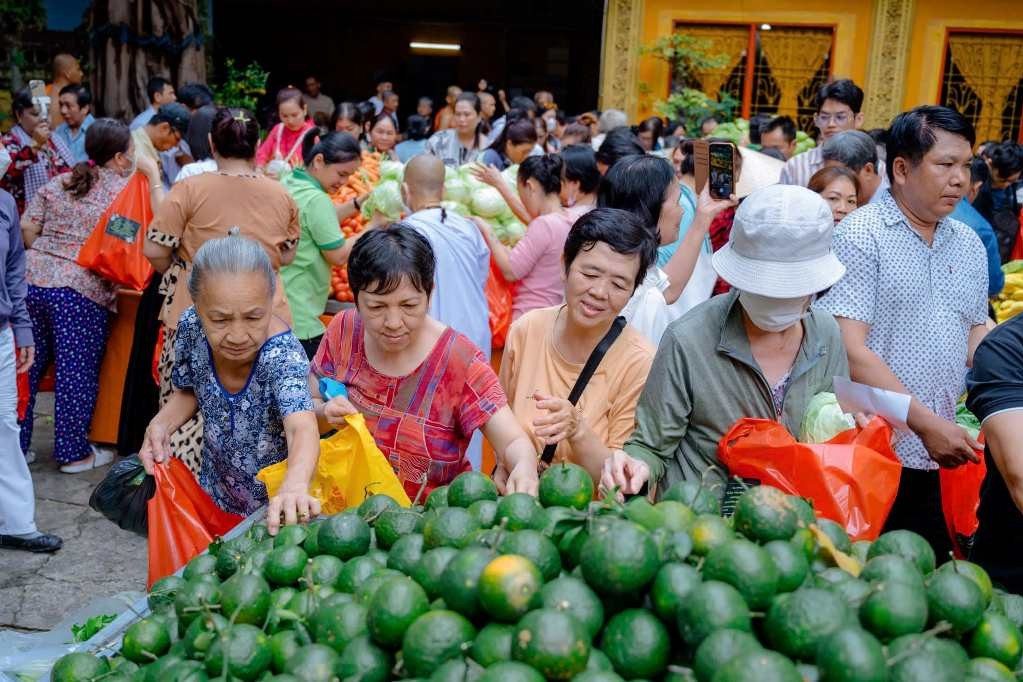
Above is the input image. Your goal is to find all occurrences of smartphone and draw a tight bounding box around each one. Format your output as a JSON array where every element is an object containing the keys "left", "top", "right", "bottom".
[
  {"left": 29, "top": 80, "right": 50, "bottom": 116},
  {"left": 708, "top": 142, "right": 735, "bottom": 200}
]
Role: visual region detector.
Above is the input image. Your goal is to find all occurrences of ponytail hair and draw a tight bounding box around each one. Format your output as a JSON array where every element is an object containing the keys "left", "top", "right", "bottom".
[
  {"left": 210, "top": 107, "right": 261, "bottom": 160},
  {"left": 518, "top": 153, "right": 563, "bottom": 195},
  {"left": 63, "top": 118, "right": 131, "bottom": 199},
  {"left": 301, "top": 131, "right": 362, "bottom": 166}
]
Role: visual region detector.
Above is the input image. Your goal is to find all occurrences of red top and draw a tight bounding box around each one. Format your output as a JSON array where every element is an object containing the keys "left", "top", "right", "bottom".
[
  {"left": 255, "top": 120, "right": 315, "bottom": 170},
  {"left": 312, "top": 309, "right": 506, "bottom": 498},
  {"left": 710, "top": 206, "right": 737, "bottom": 296}
]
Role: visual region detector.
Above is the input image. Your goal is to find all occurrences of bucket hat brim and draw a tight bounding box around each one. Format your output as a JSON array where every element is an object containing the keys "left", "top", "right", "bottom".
[{"left": 712, "top": 243, "right": 846, "bottom": 298}]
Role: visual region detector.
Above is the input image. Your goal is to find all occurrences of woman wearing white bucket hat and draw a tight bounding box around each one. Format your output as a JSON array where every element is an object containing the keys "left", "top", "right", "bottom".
[{"left": 601, "top": 184, "right": 851, "bottom": 506}]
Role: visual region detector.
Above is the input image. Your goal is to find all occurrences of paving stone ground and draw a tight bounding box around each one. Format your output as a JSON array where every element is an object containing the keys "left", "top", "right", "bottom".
[{"left": 0, "top": 393, "right": 147, "bottom": 632}]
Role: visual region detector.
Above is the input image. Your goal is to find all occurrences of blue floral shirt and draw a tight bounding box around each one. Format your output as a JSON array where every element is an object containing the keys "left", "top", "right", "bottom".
[{"left": 172, "top": 307, "right": 314, "bottom": 515}]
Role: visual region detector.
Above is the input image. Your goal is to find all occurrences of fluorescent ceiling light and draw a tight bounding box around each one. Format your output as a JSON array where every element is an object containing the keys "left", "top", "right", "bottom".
[{"left": 410, "top": 41, "right": 461, "bottom": 51}]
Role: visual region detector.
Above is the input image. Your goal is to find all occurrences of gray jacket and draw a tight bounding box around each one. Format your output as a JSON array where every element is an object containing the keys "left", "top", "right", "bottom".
[
  {"left": 623, "top": 290, "right": 849, "bottom": 499},
  {"left": 0, "top": 190, "right": 32, "bottom": 348}
]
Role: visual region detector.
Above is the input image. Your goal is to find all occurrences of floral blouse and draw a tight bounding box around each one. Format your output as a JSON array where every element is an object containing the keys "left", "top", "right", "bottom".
[
  {"left": 23, "top": 169, "right": 127, "bottom": 310},
  {"left": 172, "top": 307, "right": 315, "bottom": 516},
  {"left": 1, "top": 127, "right": 73, "bottom": 214}
]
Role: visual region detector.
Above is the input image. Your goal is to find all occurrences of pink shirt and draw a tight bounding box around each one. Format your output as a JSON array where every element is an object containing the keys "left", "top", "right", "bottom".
[{"left": 508, "top": 210, "right": 574, "bottom": 319}]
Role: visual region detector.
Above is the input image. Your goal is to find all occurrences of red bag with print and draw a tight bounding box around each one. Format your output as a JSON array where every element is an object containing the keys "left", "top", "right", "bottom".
[
  {"left": 76, "top": 172, "right": 154, "bottom": 290},
  {"left": 486, "top": 256, "right": 513, "bottom": 349},
  {"left": 719, "top": 417, "right": 902, "bottom": 542},
  {"left": 147, "top": 458, "right": 242, "bottom": 588}
]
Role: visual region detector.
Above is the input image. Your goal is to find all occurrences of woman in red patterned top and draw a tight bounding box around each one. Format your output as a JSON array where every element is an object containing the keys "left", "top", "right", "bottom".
[{"left": 309, "top": 225, "right": 539, "bottom": 499}]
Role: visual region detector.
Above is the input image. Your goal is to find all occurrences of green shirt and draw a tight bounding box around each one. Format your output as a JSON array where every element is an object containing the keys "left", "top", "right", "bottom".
[
  {"left": 623, "top": 290, "right": 849, "bottom": 500},
  {"left": 280, "top": 168, "right": 345, "bottom": 340}
]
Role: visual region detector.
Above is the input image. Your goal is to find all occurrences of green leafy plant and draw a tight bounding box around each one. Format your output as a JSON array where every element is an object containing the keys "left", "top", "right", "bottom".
[
  {"left": 211, "top": 58, "right": 268, "bottom": 111},
  {"left": 642, "top": 33, "right": 737, "bottom": 137},
  {"left": 70, "top": 613, "right": 117, "bottom": 643}
]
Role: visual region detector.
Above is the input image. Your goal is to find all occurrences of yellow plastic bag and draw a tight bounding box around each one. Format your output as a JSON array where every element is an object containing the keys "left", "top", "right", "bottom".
[{"left": 256, "top": 413, "right": 411, "bottom": 514}]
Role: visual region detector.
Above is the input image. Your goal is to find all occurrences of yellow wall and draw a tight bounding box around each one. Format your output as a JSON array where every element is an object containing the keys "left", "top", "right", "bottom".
[
  {"left": 638, "top": 0, "right": 875, "bottom": 118},
  {"left": 902, "top": 0, "right": 1023, "bottom": 111}
]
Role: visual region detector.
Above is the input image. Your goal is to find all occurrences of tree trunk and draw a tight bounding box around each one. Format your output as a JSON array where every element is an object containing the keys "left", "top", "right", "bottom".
[{"left": 89, "top": 0, "right": 206, "bottom": 121}]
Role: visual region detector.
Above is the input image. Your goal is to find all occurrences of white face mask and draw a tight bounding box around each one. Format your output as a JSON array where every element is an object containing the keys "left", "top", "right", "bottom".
[{"left": 738, "top": 290, "right": 812, "bottom": 333}]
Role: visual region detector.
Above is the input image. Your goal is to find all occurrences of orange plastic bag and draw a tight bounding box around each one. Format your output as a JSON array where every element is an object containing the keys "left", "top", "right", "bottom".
[
  {"left": 147, "top": 458, "right": 242, "bottom": 588},
  {"left": 76, "top": 172, "right": 155, "bottom": 290},
  {"left": 719, "top": 417, "right": 902, "bottom": 542},
  {"left": 486, "top": 256, "right": 513, "bottom": 349},
  {"left": 940, "top": 455, "right": 986, "bottom": 559}
]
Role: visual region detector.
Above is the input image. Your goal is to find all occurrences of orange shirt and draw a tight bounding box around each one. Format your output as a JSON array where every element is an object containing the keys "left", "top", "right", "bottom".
[{"left": 499, "top": 306, "right": 654, "bottom": 463}]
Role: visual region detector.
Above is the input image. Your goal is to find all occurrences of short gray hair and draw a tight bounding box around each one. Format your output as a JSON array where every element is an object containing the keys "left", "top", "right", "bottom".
[
  {"left": 598, "top": 109, "right": 627, "bottom": 133},
  {"left": 821, "top": 130, "right": 877, "bottom": 173},
  {"left": 187, "top": 234, "right": 276, "bottom": 301}
]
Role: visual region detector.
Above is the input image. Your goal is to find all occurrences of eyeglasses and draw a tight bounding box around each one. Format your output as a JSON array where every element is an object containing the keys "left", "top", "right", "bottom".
[{"left": 815, "top": 112, "right": 852, "bottom": 126}]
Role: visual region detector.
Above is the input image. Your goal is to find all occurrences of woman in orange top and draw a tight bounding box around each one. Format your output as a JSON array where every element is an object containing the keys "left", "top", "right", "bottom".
[{"left": 497, "top": 208, "right": 657, "bottom": 483}]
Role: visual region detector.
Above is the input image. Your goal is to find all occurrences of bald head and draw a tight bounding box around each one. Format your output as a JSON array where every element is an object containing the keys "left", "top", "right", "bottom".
[
  {"left": 53, "top": 54, "right": 83, "bottom": 84},
  {"left": 404, "top": 155, "right": 446, "bottom": 201}
]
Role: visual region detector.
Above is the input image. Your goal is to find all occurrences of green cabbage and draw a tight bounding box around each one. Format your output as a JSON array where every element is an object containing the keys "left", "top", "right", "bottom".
[
  {"left": 443, "top": 178, "right": 470, "bottom": 205},
  {"left": 471, "top": 187, "right": 507, "bottom": 219},
  {"left": 379, "top": 160, "right": 404, "bottom": 182},
  {"left": 362, "top": 180, "right": 403, "bottom": 220},
  {"left": 496, "top": 217, "right": 527, "bottom": 246},
  {"left": 501, "top": 164, "right": 520, "bottom": 190},
  {"left": 956, "top": 402, "right": 981, "bottom": 441},
  {"left": 799, "top": 392, "right": 855, "bottom": 443},
  {"left": 441, "top": 200, "right": 471, "bottom": 217}
]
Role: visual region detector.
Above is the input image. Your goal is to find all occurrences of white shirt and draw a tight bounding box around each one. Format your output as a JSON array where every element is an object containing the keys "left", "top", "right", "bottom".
[
  {"left": 816, "top": 191, "right": 989, "bottom": 469},
  {"left": 175, "top": 158, "right": 218, "bottom": 183}
]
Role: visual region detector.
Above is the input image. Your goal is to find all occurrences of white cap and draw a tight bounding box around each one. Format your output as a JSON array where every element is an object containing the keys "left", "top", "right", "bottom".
[{"left": 712, "top": 184, "right": 846, "bottom": 298}]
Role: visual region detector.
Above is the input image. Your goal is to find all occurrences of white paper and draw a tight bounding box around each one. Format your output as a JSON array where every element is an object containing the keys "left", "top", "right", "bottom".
[{"left": 833, "top": 376, "right": 912, "bottom": 431}]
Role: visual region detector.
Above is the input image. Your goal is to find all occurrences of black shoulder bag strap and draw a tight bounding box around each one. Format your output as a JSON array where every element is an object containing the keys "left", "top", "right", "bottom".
[{"left": 540, "top": 316, "right": 627, "bottom": 465}]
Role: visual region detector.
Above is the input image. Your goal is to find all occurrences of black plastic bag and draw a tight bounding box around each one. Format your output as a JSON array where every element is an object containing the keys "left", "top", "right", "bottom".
[{"left": 88, "top": 455, "right": 155, "bottom": 536}]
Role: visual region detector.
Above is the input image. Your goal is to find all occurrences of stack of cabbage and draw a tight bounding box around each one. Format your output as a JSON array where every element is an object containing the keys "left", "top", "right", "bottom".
[{"left": 361, "top": 161, "right": 527, "bottom": 247}]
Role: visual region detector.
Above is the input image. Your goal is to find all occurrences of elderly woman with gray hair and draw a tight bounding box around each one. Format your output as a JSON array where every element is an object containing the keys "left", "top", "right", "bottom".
[{"left": 139, "top": 236, "right": 320, "bottom": 534}]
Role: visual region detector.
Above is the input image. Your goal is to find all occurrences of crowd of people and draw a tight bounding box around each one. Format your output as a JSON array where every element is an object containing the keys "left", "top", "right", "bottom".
[{"left": 1, "top": 54, "right": 1023, "bottom": 596}]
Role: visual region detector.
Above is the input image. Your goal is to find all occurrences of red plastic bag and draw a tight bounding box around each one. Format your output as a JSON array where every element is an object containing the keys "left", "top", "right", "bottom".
[
  {"left": 76, "top": 172, "right": 155, "bottom": 290},
  {"left": 719, "top": 417, "right": 902, "bottom": 542},
  {"left": 147, "top": 458, "right": 242, "bottom": 588},
  {"left": 940, "top": 455, "right": 986, "bottom": 559},
  {"left": 486, "top": 256, "right": 513, "bottom": 349}
]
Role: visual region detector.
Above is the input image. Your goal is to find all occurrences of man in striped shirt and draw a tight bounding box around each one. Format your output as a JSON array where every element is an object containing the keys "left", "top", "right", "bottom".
[{"left": 780, "top": 79, "right": 866, "bottom": 187}]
